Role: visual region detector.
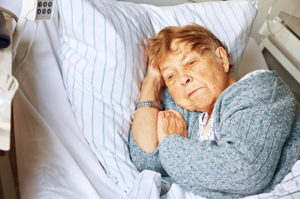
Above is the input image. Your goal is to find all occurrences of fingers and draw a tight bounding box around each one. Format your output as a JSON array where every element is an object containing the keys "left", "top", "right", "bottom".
[
  {"left": 147, "top": 56, "right": 156, "bottom": 68},
  {"left": 157, "top": 109, "right": 188, "bottom": 143},
  {"left": 145, "top": 58, "right": 165, "bottom": 89},
  {"left": 167, "top": 109, "right": 185, "bottom": 122},
  {"left": 157, "top": 111, "right": 170, "bottom": 137},
  {"left": 162, "top": 110, "right": 187, "bottom": 135}
]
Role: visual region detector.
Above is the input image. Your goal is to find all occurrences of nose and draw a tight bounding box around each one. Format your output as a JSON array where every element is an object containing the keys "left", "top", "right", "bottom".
[{"left": 180, "top": 73, "right": 192, "bottom": 86}]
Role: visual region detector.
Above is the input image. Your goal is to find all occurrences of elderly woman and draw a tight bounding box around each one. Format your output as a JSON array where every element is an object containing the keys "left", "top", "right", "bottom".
[{"left": 129, "top": 24, "right": 300, "bottom": 199}]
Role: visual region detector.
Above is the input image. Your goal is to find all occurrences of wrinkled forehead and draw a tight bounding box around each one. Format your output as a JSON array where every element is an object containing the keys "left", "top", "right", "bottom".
[
  {"left": 169, "top": 39, "right": 214, "bottom": 59},
  {"left": 160, "top": 39, "right": 210, "bottom": 66},
  {"left": 159, "top": 41, "right": 199, "bottom": 73},
  {"left": 159, "top": 41, "right": 188, "bottom": 70}
]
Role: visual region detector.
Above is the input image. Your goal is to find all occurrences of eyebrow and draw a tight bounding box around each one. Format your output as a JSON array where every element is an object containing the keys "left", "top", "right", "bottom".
[
  {"left": 160, "top": 67, "right": 168, "bottom": 74},
  {"left": 160, "top": 52, "right": 190, "bottom": 75}
]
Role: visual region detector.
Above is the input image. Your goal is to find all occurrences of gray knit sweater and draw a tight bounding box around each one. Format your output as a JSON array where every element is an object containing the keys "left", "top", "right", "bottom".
[{"left": 129, "top": 71, "right": 300, "bottom": 199}]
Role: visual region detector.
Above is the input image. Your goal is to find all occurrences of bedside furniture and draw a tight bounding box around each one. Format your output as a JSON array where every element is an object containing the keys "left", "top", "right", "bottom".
[
  {"left": 259, "top": 11, "right": 300, "bottom": 102},
  {"left": 0, "top": 12, "right": 18, "bottom": 199}
]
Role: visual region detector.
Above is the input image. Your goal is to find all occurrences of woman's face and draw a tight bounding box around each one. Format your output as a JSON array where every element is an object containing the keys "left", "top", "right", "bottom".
[{"left": 160, "top": 41, "right": 235, "bottom": 113}]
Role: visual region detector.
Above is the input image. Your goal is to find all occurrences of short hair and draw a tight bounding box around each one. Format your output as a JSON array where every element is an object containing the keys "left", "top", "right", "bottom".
[{"left": 144, "top": 24, "right": 233, "bottom": 70}]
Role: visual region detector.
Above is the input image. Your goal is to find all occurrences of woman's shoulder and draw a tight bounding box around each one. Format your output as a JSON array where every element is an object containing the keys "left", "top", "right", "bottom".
[
  {"left": 216, "top": 70, "right": 297, "bottom": 114},
  {"left": 239, "top": 69, "right": 270, "bottom": 82},
  {"left": 222, "top": 70, "right": 289, "bottom": 99}
]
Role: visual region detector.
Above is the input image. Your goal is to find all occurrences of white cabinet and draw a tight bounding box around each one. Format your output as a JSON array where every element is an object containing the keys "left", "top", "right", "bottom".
[{"left": 259, "top": 12, "right": 300, "bottom": 102}]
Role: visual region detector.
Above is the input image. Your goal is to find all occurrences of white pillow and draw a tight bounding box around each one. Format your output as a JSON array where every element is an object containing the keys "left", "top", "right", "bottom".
[{"left": 57, "top": 0, "right": 258, "bottom": 192}]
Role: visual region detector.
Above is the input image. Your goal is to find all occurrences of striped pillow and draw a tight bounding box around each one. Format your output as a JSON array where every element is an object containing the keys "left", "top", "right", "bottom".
[{"left": 57, "top": 0, "right": 257, "bottom": 192}]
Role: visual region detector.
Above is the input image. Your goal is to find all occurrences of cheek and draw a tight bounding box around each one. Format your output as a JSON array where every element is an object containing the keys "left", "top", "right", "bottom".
[
  {"left": 169, "top": 85, "right": 180, "bottom": 97},
  {"left": 169, "top": 85, "right": 185, "bottom": 102}
]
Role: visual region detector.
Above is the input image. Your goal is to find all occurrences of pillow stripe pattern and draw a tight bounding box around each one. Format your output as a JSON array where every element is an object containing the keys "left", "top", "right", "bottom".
[
  {"left": 60, "top": 2, "right": 145, "bottom": 192},
  {"left": 57, "top": 0, "right": 257, "bottom": 193}
]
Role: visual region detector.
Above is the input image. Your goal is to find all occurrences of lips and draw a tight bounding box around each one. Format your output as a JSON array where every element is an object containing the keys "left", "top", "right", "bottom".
[{"left": 188, "top": 88, "right": 202, "bottom": 97}]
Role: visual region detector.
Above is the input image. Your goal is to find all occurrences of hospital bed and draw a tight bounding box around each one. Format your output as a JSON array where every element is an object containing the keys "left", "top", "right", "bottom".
[{"left": 2, "top": 0, "right": 300, "bottom": 198}]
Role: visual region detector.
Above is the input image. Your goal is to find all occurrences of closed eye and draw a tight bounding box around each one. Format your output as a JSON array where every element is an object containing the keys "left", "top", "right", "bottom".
[
  {"left": 189, "top": 61, "right": 195, "bottom": 66},
  {"left": 168, "top": 75, "right": 174, "bottom": 80}
]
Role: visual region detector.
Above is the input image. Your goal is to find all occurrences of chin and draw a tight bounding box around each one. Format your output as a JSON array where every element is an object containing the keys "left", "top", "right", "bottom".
[
  {"left": 179, "top": 104, "right": 197, "bottom": 112},
  {"left": 175, "top": 100, "right": 207, "bottom": 112},
  {"left": 191, "top": 105, "right": 213, "bottom": 113}
]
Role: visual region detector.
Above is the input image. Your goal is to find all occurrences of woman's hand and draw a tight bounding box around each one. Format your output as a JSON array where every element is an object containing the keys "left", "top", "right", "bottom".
[
  {"left": 157, "top": 109, "right": 188, "bottom": 143},
  {"left": 145, "top": 58, "right": 164, "bottom": 84},
  {"left": 139, "top": 58, "right": 165, "bottom": 102}
]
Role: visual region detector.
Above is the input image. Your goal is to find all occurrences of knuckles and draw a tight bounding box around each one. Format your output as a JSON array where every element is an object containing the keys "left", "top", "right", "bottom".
[{"left": 157, "top": 110, "right": 188, "bottom": 138}]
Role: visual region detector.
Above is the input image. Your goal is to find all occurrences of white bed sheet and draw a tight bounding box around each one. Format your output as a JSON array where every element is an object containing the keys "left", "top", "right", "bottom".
[
  {"left": 2, "top": 1, "right": 299, "bottom": 198},
  {"left": 3, "top": 2, "right": 124, "bottom": 198}
]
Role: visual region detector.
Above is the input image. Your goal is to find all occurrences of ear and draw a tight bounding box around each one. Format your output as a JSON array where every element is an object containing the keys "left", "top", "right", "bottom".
[{"left": 215, "top": 47, "right": 230, "bottom": 73}]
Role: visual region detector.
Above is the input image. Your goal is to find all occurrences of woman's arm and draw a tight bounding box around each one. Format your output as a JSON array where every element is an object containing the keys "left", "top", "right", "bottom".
[
  {"left": 129, "top": 60, "right": 168, "bottom": 175},
  {"left": 131, "top": 61, "right": 164, "bottom": 153},
  {"left": 128, "top": 131, "right": 169, "bottom": 176},
  {"left": 129, "top": 86, "right": 197, "bottom": 176}
]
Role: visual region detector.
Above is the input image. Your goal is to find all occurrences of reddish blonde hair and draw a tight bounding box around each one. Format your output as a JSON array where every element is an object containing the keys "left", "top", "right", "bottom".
[{"left": 144, "top": 24, "right": 233, "bottom": 69}]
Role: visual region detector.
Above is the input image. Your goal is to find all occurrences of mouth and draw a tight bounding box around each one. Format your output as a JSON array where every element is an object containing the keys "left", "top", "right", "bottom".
[{"left": 188, "top": 88, "right": 202, "bottom": 97}]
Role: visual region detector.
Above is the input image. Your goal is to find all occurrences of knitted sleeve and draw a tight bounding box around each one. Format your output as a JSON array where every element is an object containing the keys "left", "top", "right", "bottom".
[
  {"left": 128, "top": 131, "right": 168, "bottom": 176},
  {"left": 158, "top": 72, "right": 299, "bottom": 198},
  {"left": 128, "top": 90, "right": 200, "bottom": 177}
]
